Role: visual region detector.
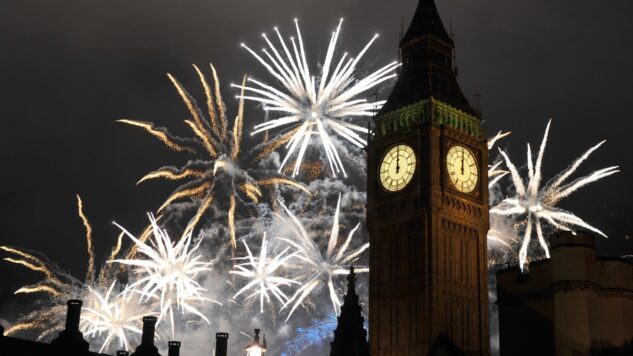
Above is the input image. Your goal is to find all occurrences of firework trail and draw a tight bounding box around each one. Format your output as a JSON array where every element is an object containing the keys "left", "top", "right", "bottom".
[
  {"left": 230, "top": 234, "right": 299, "bottom": 314},
  {"left": 1, "top": 245, "right": 82, "bottom": 340},
  {"left": 237, "top": 19, "right": 400, "bottom": 178},
  {"left": 119, "top": 64, "right": 310, "bottom": 251},
  {"left": 490, "top": 120, "right": 619, "bottom": 269},
  {"left": 276, "top": 194, "right": 369, "bottom": 321},
  {"left": 110, "top": 214, "right": 219, "bottom": 338},
  {"left": 487, "top": 131, "right": 511, "bottom": 189},
  {"left": 1, "top": 196, "right": 140, "bottom": 353},
  {"left": 486, "top": 131, "right": 519, "bottom": 254}
]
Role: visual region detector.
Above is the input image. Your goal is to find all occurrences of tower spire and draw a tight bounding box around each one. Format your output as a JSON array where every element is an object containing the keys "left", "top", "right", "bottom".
[
  {"left": 329, "top": 266, "right": 369, "bottom": 356},
  {"left": 401, "top": 0, "right": 453, "bottom": 46},
  {"left": 379, "top": 0, "right": 476, "bottom": 116}
]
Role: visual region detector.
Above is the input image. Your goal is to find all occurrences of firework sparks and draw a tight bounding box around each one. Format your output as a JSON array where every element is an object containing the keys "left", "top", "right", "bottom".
[
  {"left": 276, "top": 194, "right": 369, "bottom": 320},
  {"left": 81, "top": 283, "right": 150, "bottom": 353},
  {"left": 110, "top": 214, "right": 218, "bottom": 338},
  {"left": 490, "top": 120, "right": 619, "bottom": 269},
  {"left": 120, "top": 65, "right": 309, "bottom": 250},
  {"left": 1, "top": 245, "right": 81, "bottom": 338},
  {"left": 236, "top": 19, "right": 400, "bottom": 178},
  {"left": 487, "top": 131, "right": 511, "bottom": 189},
  {"left": 486, "top": 131, "right": 519, "bottom": 256},
  {"left": 0, "top": 196, "right": 109, "bottom": 340},
  {"left": 230, "top": 234, "right": 299, "bottom": 313}
]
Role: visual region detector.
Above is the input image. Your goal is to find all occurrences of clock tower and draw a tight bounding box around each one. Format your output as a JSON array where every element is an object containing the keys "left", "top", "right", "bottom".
[{"left": 367, "top": 0, "right": 490, "bottom": 355}]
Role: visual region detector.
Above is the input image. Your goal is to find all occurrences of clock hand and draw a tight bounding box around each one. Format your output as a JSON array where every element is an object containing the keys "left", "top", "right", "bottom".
[
  {"left": 396, "top": 147, "right": 400, "bottom": 174},
  {"left": 461, "top": 154, "right": 464, "bottom": 175}
]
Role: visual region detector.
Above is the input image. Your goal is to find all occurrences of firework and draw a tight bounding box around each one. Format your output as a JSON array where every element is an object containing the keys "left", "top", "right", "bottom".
[
  {"left": 1, "top": 245, "right": 82, "bottom": 339},
  {"left": 0, "top": 196, "right": 134, "bottom": 352},
  {"left": 490, "top": 120, "right": 619, "bottom": 269},
  {"left": 119, "top": 65, "right": 310, "bottom": 250},
  {"left": 230, "top": 234, "right": 299, "bottom": 313},
  {"left": 236, "top": 19, "right": 400, "bottom": 178},
  {"left": 276, "top": 194, "right": 369, "bottom": 320},
  {"left": 80, "top": 283, "right": 151, "bottom": 353},
  {"left": 487, "top": 131, "right": 511, "bottom": 189},
  {"left": 486, "top": 131, "right": 519, "bottom": 254},
  {"left": 110, "top": 214, "right": 218, "bottom": 337}
]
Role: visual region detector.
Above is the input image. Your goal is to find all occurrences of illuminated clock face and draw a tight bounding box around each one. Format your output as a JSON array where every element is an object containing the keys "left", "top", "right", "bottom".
[
  {"left": 446, "top": 145, "right": 479, "bottom": 193},
  {"left": 379, "top": 144, "right": 416, "bottom": 192}
]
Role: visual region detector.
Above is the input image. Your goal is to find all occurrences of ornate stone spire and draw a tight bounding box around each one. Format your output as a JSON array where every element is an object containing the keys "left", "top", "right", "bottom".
[
  {"left": 379, "top": 0, "right": 475, "bottom": 116},
  {"left": 329, "top": 266, "right": 369, "bottom": 356}
]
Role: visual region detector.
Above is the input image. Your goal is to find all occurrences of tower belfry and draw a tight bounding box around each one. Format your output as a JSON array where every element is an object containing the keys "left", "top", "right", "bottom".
[
  {"left": 381, "top": 0, "right": 475, "bottom": 117},
  {"left": 367, "top": 0, "right": 490, "bottom": 355}
]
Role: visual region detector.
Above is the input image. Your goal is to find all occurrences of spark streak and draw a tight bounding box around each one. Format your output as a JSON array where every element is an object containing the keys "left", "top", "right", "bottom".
[
  {"left": 277, "top": 194, "right": 369, "bottom": 320},
  {"left": 230, "top": 234, "right": 299, "bottom": 313},
  {"left": 238, "top": 19, "right": 400, "bottom": 177},
  {"left": 110, "top": 214, "right": 218, "bottom": 338},
  {"left": 490, "top": 120, "right": 619, "bottom": 269},
  {"left": 120, "top": 65, "right": 309, "bottom": 247}
]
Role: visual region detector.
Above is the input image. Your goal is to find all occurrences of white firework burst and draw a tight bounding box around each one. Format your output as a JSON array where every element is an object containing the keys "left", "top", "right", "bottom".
[
  {"left": 236, "top": 18, "right": 400, "bottom": 177},
  {"left": 487, "top": 130, "right": 511, "bottom": 189},
  {"left": 490, "top": 120, "right": 619, "bottom": 269},
  {"left": 230, "top": 234, "right": 299, "bottom": 313},
  {"left": 81, "top": 283, "right": 150, "bottom": 353},
  {"left": 110, "top": 214, "right": 218, "bottom": 337},
  {"left": 277, "top": 194, "right": 369, "bottom": 320}
]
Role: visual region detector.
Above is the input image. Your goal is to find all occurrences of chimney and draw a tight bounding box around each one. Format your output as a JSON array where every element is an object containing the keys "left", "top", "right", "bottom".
[
  {"left": 215, "top": 332, "right": 229, "bottom": 356},
  {"left": 51, "top": 300, "right": 89, "bottom": 353},
  {"left": 65, "top": 299, "right": 83, "bottom": 331},
  {"left": 168, "top": 341, "right": 181, "bottom": 356},
  {"left": 141, "top": 316, "right": 157, "bottom": 346},
  {"left": 117, "top": 352, "right": 130, "bottom": 356},
  {"left": 130, "top": 316, "right": 160, "bottom": 356}
]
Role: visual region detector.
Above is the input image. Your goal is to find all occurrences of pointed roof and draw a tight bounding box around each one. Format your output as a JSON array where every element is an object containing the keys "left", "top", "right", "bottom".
[
  {"left": 427, "top": 333, "right": 466, "bottom": 356},
  {"left": 401, "top": 0, "right": 453, "bottom": 46},
  {"left": 379, "top": 0, "right": 476, "bottom": 116},
  {"left": 329, "top": 266, "right": 369, "bottom": 356}
]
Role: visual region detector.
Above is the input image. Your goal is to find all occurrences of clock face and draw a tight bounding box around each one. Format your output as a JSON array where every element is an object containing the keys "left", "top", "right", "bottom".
[
  {"left": 379, "top": 144, "right": 416, "bottom": 192},
  {"left": 446, "top": 145, "right": 479, "bottom": 193}
]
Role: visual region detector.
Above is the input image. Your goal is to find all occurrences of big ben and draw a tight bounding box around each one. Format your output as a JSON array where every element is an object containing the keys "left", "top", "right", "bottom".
[{"left": 367, "top": 0, "right": 490, "bottom": 355}]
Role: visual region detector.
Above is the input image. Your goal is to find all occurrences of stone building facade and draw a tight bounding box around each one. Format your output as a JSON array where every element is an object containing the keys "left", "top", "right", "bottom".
[{"left": 496, "top": 231, "right": 633, "bottom": 356}]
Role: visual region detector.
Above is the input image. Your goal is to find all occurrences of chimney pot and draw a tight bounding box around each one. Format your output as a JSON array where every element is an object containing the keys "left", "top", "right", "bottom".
[
  {"left": 141, "top": 316, "right": 158, "bottom": 346},
  {"left": 66, "top": 299, "right": 83, "bottom": 331},
  {"left": 215, "top": 332, "right": 229, "bottom": 356},
  {"left": 168, "top": 341, "right": 181, "bottom": 356}
]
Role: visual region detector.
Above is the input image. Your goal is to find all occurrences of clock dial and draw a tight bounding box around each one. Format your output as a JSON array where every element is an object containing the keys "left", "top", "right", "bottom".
[
  {"left": 446, "top": 145, "right": 479, "bottom": 193},
  {"left": 379, "top": 144, "right": 416, "bottom": 192}
]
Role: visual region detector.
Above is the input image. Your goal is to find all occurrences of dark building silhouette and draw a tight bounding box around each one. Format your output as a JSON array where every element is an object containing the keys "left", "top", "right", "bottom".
[
  {"left": 330, "top": 266, "right": 370, "bottom": 356},
  {"left": 0, "top": 299, "right": 222, "bottom": 356},
  {"left": 130, "top": 316, "right": 161, "bottom": 356},
  {"left": 496, "top": 231, "right": 633, "bottom": 356},
  {"left": 367, "top": 0, "right": 490, "bottom": 354},
  {"left": 427, "top": 333, "right": 466, "bottom": 356},
  {"left": 167, "top": 341, "right": 180, "bottom": 356},
  {"left": 51, "top": 299, "right": 90, "bottom": 353},
  {"left": 0, "top": 299, "right": 109, "bottom": 356},
  {"left": 215, "top": 332, "right": 228, "bottom": 356}
]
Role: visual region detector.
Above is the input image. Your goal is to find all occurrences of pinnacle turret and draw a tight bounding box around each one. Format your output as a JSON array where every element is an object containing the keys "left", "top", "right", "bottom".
[{"left": 329, "top": 266, "right": 369, "bottom": 356}]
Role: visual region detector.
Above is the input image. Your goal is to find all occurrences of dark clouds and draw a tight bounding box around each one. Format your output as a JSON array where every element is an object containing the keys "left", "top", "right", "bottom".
[{"left": 1, "top": 0, "right": 632, "bottom": 315}]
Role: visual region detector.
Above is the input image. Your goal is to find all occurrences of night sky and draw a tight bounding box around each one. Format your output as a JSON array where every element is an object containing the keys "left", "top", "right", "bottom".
[{"left": 1, "top": 0, "right": 632, "bottom": 330}]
